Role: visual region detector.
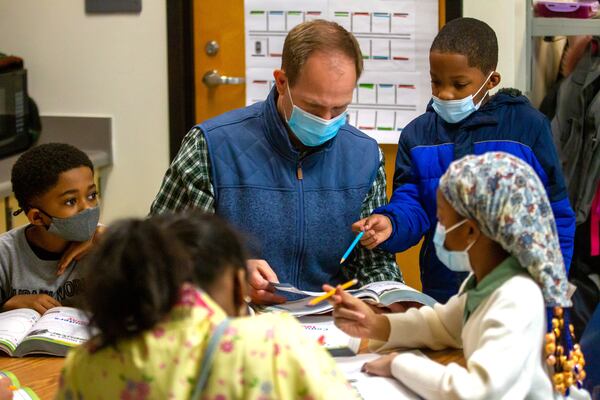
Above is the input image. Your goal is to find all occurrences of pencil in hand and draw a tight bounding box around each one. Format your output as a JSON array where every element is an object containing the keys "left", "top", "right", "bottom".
[
  {"left": 308, "top": 278, "right": 358, "bottom": 306},
  {"left": 340, "top": 231, "right": 365, "bottom": 264}
]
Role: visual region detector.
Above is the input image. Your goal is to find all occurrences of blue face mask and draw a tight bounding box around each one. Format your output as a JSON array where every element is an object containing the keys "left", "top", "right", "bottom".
[
  {"left": 431, "top": 72, "right": 494, "bottom": 124},
  {"left": 433, "top": 220, "right": 477, "bottom": 272},
  {"left": 285, "top": 83, "right": 347, "bottom": 147}
]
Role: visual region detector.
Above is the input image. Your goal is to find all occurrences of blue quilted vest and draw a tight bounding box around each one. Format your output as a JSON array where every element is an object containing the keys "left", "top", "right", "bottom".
[{"left": 200, "top": 89, "right": 380, "bottom": 291}]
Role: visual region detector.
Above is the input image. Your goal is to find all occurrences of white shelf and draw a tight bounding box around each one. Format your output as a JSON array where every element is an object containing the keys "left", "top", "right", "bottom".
[
  {"left": 525, "top": 0, "right": 600, "bottom": 94},
  {"left": 532, "top": 17, "right": 600, "bottom": 36}
]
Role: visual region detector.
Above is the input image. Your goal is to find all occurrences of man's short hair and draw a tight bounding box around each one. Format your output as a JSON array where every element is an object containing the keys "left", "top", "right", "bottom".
[
  {"left": 282, "top": 19, "right": 363, "bottom": 86},
  {"left": 11, "top": 143, "right": 94, "bottom": 211},
  {"left": 430, "top": 17, "right": 498, "bottom": 74}
]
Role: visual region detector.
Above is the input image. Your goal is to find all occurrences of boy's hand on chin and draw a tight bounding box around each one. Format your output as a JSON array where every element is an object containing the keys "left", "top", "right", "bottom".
[
  {"left": 2, "top": 294, "right": 61, "bottom": 314},
  {"left": 57, "top": 225, "right": 107, "bottom": 276}
]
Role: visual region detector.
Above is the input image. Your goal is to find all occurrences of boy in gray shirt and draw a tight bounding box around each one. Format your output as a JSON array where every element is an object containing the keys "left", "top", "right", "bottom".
[{"left": 0, "top": 143, "right": 101, "bottom": 314}]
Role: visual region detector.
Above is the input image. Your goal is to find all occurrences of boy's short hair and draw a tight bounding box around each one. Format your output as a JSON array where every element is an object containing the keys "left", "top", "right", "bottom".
[
  {"left": 11, "top": 143, "right": 94, "bottom": 211},
  {"left": 430, "top": 17, "right": 498, "bottom": 74}
]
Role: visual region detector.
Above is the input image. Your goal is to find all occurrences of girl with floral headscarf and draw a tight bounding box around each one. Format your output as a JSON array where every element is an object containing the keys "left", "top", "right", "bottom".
[{"left": 327, "top": 152, "right": 589, "bottom": 399}]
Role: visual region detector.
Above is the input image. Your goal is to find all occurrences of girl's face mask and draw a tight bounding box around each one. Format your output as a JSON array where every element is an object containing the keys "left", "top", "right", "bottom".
[{"left": 433, "top": 219, "right": 477, "bottom": 272}]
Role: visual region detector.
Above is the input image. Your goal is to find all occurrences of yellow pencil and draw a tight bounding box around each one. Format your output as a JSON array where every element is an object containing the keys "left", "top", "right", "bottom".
[{"left": 308, "top": 278, "right": 358, "bottom": 306}]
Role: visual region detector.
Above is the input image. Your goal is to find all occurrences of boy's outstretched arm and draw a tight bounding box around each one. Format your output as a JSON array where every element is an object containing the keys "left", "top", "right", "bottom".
[
  {"left": 346, "top": 148, "right": 403, "bottom": 284},
  {"left": 532, "top": 119, "right": 575, "bottom": 271},
  {"left": 358, "top": 123, "right": 430, "bottom": 253}
]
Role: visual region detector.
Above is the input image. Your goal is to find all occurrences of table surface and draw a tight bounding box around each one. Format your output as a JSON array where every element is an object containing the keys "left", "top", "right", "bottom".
[
  {"left": 0, "top": 347, "right": 464, "bottom": 399},
  {"left": 0, "top": 356, "right": 64, "bottom": 399}
]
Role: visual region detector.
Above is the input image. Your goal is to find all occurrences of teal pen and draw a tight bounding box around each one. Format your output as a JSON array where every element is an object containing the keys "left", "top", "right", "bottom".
[{"left": 340, "top": 231, "right": 365, "bottom": 264}]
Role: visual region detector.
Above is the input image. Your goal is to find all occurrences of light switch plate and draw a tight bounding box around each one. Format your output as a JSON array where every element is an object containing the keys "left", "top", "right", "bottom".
[{"left": 85, "top": 0, "right": 141, "bottom": 14}]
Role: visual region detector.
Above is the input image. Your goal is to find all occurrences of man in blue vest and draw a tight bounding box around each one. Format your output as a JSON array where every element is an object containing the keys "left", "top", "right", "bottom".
[{"left": 151, "top": 20, "right": 402, "bottom": 304}]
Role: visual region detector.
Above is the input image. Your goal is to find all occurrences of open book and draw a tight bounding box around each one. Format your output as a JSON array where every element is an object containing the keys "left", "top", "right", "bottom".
[
  {"left": 0, "top": 370, "right": 40, "bottom": 400},
  {"left": 263, "top": 280, "right": 437, "bottom": 317},
  {"left": 0, "top": 307, "right": 91, "bottom": 357},
  {"left": 299, "top": 316, "right": 361, "bottom": 357}
]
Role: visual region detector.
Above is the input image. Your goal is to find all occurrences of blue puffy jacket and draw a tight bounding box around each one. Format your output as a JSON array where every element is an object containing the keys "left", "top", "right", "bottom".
[{"left": 374, "top": 91, "right": 575, "bottom": 303}]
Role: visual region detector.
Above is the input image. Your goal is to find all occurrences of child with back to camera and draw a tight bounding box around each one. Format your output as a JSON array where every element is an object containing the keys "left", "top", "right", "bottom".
[{"left": 57, "top": 211, "right": 359, "bottom": 399}]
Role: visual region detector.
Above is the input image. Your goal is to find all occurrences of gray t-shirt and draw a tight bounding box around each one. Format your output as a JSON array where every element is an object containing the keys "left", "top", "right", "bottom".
[{"left": 0, "top": 225, "right": 88, "bottom": 307}]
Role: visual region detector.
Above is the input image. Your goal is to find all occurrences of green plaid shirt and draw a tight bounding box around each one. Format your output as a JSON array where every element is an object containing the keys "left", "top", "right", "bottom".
[{"left": 151, "top": 127, "right": 403, "bottom": 285}]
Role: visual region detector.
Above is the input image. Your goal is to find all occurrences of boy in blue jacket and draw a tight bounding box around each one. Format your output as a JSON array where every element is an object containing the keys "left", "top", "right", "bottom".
[{"left": 354, "top": 17, "right": 575, "bottom": 303}]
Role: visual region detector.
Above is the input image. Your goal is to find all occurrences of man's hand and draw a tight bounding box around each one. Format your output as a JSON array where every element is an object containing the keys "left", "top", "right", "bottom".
[
  {"left": 362, "top": 352, "right": 399, "bottom": 377},
  {"left": 2, "top": 294, "right": 61, "bottom": 314},
  {"left": 325, "top": 284, "right": 390, "bottom": 341},
  {"left": 247, "top": 259, "right": 286, "bottom": 305},
  {"left": 57, "top": 225, "right": 107, "bottom": 276},
  {"left": 352, "top": 214, "right": 392, "bottom": 250}
]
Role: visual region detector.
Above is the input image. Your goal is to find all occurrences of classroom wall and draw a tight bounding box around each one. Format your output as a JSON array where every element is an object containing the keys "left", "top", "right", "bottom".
[
  {"left": 463, "top": 0, "right": 528, "bottom": 92},
  {"left": 0, "top": 1, "right": 170, "bottom": 222}
]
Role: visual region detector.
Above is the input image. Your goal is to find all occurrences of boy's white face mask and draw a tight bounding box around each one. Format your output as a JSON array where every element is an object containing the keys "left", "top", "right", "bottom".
[{"left": 431, "top": 71, "right": 494, "bottom": 124}]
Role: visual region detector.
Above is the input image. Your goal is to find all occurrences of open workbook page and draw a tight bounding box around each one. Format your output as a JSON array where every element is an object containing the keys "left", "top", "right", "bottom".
[{"left": 0, "top": 307, "right": 90, "bottom": 357}]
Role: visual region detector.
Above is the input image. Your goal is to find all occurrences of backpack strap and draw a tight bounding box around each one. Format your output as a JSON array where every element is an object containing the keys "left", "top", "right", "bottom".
[{"left": 190, "top": 318, "right": 230, "bottom": 400}]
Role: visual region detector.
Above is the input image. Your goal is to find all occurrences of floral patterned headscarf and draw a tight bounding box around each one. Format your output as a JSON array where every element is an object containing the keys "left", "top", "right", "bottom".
[{"left": 438, "top": 151, "right": 570, "bottom": 307}]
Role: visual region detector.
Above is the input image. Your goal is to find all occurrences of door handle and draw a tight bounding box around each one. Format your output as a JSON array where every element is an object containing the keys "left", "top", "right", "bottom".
[{"left": 202, "top": 70, "right": 245, "bottom": 87}]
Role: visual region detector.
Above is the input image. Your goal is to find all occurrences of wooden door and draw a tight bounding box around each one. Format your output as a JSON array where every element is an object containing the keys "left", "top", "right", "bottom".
[
  {"left": 193, "top": 0, "right": 246, "bottom": 123},
  {"left": 190, "top": 0, "right": 448, "bottom": 290}
]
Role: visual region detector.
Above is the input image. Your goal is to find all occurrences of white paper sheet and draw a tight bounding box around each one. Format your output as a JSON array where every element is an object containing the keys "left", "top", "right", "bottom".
[
  {"left": 245, "top": 0, "right": 328, "bottom": 68},
  {"left": 244, "top": 0, "right": 437, "bottom": 144},
  {"left": 23, "top": 307, "right": 91, "bottom": 347},
  {"left": 357, "top": 83, "right": 377, "bottom": 105},
  {"left": 328, "top": 0, "right": 417, "bottom": 72},
  {"left": 0, "top": 309, "right": 39, "bottom": 352},
  {"left": 246, "top": 68, "right": 276, "bottom": 104},
  {"left": 299, "top": 316, "right": 361, "bottom": 355},
  {"left": 287, "top": 11, "right": 304, "bottom": 30},
  {"left": 348, "top": 71, "right": 420, "bottom": 144},
  {"left": 378, "top": 83, "right": 396, "bottom": 105},
  {"left": 331, "top": 10, "right": 352, "bottom": 31},
  {"left": 269, "top": 282, "right": 323, "bottom": 297},
  {"left": 12, "top": 390, "right": 37, "bottom": 400},
  {"left": 335, "top": 354, "right": 421, "bottom": 399},
  {"left": 268, "top": 10, "right": 286, "bottom": 31},
  {"left": 377, "top": 110, "right": 397, "bottom": 131},
  {"left": 372, "top": 12, "right": 390, "bottom": 34}
]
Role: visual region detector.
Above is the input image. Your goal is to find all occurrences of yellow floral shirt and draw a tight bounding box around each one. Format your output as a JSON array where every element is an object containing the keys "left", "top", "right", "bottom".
[{"left": 56, "top": 286, "right": 357, "bottom": 400}]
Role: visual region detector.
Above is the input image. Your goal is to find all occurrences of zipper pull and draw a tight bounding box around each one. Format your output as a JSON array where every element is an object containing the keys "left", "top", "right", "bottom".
[{"left": 297, "top": 165, "right": 303, "bottom": 180}]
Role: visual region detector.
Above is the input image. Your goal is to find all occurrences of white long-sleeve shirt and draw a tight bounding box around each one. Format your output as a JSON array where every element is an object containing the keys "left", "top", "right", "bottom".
[{"left": 371, "top": 272, "right": 555, "bottom": 400}]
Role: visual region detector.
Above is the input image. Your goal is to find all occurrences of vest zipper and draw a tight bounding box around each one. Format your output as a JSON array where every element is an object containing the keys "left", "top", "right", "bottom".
[{"left": 295, "top": 161, "right": 305, "bottom": 287}]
